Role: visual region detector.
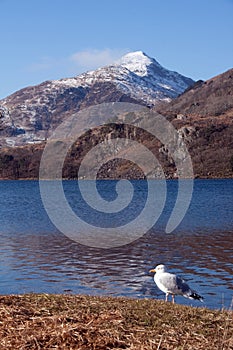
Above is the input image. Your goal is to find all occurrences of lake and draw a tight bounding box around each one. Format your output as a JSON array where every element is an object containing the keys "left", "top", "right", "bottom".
[{"left": 0, "top": 179, "right": 232, "bottom": 309}]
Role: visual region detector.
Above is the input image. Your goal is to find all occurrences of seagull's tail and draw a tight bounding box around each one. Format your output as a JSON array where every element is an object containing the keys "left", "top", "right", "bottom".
[{"left": 189, "top": 291, "right": 204, "bottom": 302}]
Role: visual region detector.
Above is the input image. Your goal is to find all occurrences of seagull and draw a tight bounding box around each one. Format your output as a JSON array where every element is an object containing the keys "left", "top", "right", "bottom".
[{"left": 149, "top": 264, "right": 203, "bottom": 304}]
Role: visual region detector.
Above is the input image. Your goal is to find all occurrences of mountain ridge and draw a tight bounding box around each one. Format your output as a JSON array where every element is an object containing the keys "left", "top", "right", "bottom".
[{"left": 157, "top": 68, "right": 233, "bottom": 119}]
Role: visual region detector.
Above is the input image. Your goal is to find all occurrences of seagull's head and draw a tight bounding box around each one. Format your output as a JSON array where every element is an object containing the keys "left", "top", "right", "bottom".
[{"left": 149, "top": 264, "right": 166, "bottom": 274}]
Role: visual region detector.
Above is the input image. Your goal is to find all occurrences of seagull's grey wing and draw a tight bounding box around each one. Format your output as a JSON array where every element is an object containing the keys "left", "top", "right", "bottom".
[
  {"left": 176, "top": 276, "right": 203, "bottom": 301},
  {"left": 158, "top": 273, "right": 180, "bottom": 293},
  {"left": 175, "top": 276, "right": 191, "bottom": 294}
]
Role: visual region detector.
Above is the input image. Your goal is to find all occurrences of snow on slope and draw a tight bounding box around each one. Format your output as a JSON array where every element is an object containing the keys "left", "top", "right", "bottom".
[
  {"left": 54, "top": 51, "right": 194, "bottom": 105},
  {"left": 117, "top": 51, "right": 153, "bottom": 76},
  {"left": 0, "top": 51, "right": 194, "bottom": 146}
]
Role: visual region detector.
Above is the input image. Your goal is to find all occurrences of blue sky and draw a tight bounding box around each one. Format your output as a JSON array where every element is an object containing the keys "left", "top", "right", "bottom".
[{"left": 0, "top": 0, "right": 232, "bottom": 99}]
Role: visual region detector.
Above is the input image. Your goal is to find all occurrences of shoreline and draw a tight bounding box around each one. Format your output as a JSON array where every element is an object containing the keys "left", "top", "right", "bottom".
[{"left": 0, "top": 176, "right": 233, "bottom": 181}]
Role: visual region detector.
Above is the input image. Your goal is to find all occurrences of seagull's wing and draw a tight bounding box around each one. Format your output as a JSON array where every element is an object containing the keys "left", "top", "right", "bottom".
[
  {"left": 175, "top": 276, "right": 192, "bottom": 294},
  {"left": 157, "top": 272, "right": 181, "bottom": 294},
  {"left": 176, "top": 275, "right": 203, "bottom": 301}
]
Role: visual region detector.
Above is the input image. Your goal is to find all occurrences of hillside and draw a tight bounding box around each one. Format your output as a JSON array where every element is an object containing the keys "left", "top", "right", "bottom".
[
  {"left": 157, "top": 68, "right": 233, "bottom": 118},
  {"left": 157, "top": 68, "right": 233, "bottom": 178}
]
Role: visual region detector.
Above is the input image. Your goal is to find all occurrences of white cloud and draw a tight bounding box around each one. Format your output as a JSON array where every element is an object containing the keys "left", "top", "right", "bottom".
[
  {"left": 70, "top": 48, "right": 129, "bottom": 71},
  {"left": 24, "top": 48, "right": 130, "bottom": 80}
]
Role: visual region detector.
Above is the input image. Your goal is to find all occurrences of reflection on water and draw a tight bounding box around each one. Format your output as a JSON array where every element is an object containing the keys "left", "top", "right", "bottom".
[
  {"left": 0, "top": 179, "right": 232, "bottom": 310},
  {"left": 0, "top": 229, "right": 232, "bottom": 309}
]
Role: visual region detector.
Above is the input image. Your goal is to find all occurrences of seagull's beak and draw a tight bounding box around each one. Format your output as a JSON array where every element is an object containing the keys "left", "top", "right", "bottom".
[{"left": 149, "top": 269, "right": 156, "bottom": 273}]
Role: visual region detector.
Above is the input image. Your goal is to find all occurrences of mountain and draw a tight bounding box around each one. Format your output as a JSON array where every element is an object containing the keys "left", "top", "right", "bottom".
[
  {"left": 0, "top": 51, "right": 194, "bottom": 147},
  {"left": 157, "top": 68, "right": 233, "bottom": 119},
  {"left": 156, "top": 68, "right": 233, "bottom": 178},
  {"left": 0, "top": 53, "right": 232, "bottom": 180}
]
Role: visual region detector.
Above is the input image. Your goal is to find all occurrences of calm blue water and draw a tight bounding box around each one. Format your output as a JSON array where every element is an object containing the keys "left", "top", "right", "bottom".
[{"left": 0, "top": 179, "right": 232, "bottom": 309}]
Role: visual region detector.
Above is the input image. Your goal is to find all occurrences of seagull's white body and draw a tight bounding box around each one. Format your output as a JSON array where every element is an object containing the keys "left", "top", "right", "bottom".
[{"left": 149, "top": 264, "right": 203, "bottom": 303}]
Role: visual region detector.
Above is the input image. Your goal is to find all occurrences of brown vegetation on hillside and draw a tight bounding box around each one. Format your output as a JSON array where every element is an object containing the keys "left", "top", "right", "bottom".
[{"left": 0, "top": 117, "right": 232, "bottom": 180}]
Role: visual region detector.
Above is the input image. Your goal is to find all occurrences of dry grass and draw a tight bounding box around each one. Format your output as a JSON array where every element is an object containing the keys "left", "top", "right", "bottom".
[{"left": 0, "top": 294, "right": 232, "bottom": 349}]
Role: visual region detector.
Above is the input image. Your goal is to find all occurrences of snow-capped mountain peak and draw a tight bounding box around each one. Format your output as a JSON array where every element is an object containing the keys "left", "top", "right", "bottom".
[
  {"left": 117, "top": 51, "right": 155, "bottom": 76},
  {"left": 0, "top": 51, "right": 195, "bottom": 147}
]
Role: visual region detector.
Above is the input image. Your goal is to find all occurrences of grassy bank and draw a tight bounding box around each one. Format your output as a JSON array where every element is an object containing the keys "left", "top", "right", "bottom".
[{"left": 0, "top": 294, "right": 232, "bottom": 349}]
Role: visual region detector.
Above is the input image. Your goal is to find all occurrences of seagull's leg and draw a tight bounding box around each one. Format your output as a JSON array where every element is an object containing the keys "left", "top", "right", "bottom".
[
  {"left": 165, "top": 293, "right": 169, "bottom": 302},
  {"left": 172, "top": 294, "right": 175, "bottom": 304}
]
